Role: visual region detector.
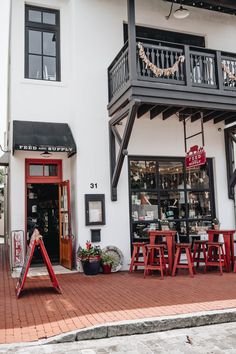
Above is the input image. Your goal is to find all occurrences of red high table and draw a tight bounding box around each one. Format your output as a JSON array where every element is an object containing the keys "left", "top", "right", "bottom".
[
  {"left": 207, "top": 229, "right": 235, "bottom": 272},
  {"left": 148, "top": 230, "right": 176, "bottom": 274}
]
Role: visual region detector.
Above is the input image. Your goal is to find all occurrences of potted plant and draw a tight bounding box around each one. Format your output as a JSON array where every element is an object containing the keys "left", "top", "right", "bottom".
[
  {"left": 77, "top": 241, "right": 102, "bottom": 275},
  {"left": 101, "top": 253, "right": 114, "bottom": 274},
  {"left": 212, "top": 217, "right": 220, "bottom": 230}
]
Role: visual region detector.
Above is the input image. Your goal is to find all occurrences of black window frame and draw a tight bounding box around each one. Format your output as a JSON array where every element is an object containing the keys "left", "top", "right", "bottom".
[
  {"left": 128, "top": 156, "right": 216, "bottom": 244},
  {"left": 25, "top": 5, "right": 60, "bottom": 81}
]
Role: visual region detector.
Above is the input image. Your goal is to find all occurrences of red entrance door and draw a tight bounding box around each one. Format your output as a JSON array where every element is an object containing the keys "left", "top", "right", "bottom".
[
  {"left": 59, "top": 181, "right": 72, "bottom": 270},
  {"left": 25, "top": 159, "right": 73, "bottom": 269}
]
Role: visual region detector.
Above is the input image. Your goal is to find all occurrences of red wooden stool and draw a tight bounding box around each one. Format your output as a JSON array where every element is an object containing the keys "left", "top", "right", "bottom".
[
  {"left": 172, "top": 243, "right": 195, "bottom": 278},
  {"left": 129, "top": 242, "right": 148, "bottom": 272},
  {"left": 144, "top": 244, "right": 167, "bottom": 279},
  {"left": 192, "top": 240, "right": 207, "bottom": 267},
  {"left": 205, "top": 242, "right": 226, "bottom": 275}
]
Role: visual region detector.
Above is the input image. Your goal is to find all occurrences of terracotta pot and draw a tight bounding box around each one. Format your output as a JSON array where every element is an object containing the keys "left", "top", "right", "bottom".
[{"left": 102, "top": 264, "right": 112, "bottom": 274}]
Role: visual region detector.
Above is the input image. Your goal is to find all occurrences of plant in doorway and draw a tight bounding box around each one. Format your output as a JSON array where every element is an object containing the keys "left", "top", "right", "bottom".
[
  {"left": 77, "top": 241, "right": 101, "bottom": 275},
  {"left": 101, "top": 253, "right": 115, "bottom": 274}
]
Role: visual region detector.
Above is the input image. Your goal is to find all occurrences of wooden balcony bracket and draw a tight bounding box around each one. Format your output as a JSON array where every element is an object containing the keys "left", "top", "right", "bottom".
[{"left": 109, "top": 99, "right": 140, "bottom": 201}]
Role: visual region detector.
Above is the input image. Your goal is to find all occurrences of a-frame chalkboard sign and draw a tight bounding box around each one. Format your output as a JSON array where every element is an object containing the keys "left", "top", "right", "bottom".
[{"left": 16, "top": 229, "right": 61, "bottom": 298}]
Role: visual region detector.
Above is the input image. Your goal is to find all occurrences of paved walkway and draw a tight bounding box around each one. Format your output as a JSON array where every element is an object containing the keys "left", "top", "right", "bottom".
[
  {"left": 1, "top": 244, "right": 236, "bottom": 344},
  {"left": 2, "top": 322, "right": 236, "bottom": 353}
]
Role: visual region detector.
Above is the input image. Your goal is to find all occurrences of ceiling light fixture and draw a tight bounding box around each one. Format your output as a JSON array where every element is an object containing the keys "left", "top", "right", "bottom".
[
  {"left": 40, "top": 151, "right": 52, "bottom": 158},
  {"left": 173, "top": 1, "right": 190, "bottom": 19}
]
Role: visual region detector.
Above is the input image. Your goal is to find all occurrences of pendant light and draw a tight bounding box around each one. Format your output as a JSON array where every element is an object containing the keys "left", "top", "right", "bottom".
[
  {"left": 173, "top": 1, "right": 190, "bottom": 19},
  {"left": 40, "top": 151, "right": 52, "bottom": 158}
]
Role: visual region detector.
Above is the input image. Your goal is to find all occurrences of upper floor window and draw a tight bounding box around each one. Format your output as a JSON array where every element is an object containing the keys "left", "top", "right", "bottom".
[{"left": 25, "top": 5, "right": 60, "bottom": 81}]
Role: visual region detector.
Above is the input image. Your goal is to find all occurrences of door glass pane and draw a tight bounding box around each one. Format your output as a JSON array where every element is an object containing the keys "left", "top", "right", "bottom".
[
  {"left": 28, "top": 9, "right": 41, "bottom": 22},
  {"left": 130, "top": 160, "right": 156, "bottom": 189},
  {"left": 29, "top": 30, "right": 42, "bottom": 54},
  {"left": 186, "top": 164, "right": 210, "bottom": 189},
  {"left": 29, "top": 55, "right": 42, "bottom": 79},
  {"left": 160, "top": 191, "right": 186, "bottom": 219},
  {"left": 131, "top": 192, "right": 158, "bottom": 221},
  {"left": 44, "top": 164, "right": 58, "bottom": 176},
  {"left": 43, "top": 12, "right": 56, "bottom": 25},
  {"left": 43, "top": 32, "right": 56, "bottom": 56},
  {"left": 43, "top": 56, "right": 56, "bottom": 80},
  {"left": 187, "top": 191, "right": 212, "bottom": 219},
  {"left": 29, "top": 164, "right": 43, "bottom": 176},
  {"left": 159, "top": 161, "right": 184, "bottom": 189}
]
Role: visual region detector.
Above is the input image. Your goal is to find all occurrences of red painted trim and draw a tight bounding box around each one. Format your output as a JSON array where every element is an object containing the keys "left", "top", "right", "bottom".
[
  {"left": 25, "top": 158, "right": 62, "bottom": 184},
  {"left": 25, "top": 158, "right": 63, "bottom": 251}
]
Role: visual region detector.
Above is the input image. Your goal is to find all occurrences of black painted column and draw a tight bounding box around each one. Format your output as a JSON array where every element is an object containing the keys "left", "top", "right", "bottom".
[{"left": 127, "top": 0, "right": 137, "bottom": 80}]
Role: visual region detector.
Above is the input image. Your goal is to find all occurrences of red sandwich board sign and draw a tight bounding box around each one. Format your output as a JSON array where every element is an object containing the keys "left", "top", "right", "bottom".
[
  {"left": 185, "top": 145, "right": 206, "bottom": 169},
  {"left": 16, "top": 228, "right": 61, "bottom": 298}
]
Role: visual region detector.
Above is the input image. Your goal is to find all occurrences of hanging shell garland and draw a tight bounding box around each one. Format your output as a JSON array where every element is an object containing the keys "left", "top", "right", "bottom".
[
  {"left": 137, "top": 42, "right": 185, "bottom": 78},
  {"left": 221, "top": 62, "right": 236, "bottom": 81}
]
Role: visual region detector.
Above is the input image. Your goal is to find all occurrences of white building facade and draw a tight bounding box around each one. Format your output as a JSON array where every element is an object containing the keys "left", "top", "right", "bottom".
[{"left": 5, "top": 0, "right": 236, "bottom": 270}]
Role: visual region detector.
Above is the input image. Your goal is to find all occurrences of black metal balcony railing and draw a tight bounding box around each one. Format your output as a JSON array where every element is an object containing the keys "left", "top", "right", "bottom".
[{"left": 108, "top": 39, "right": 236, "bottom": 102}]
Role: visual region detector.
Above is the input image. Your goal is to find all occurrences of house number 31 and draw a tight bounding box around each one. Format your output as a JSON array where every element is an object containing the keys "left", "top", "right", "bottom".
[{"left": 90, "top": 183, "right": 98, "bottom": 189}]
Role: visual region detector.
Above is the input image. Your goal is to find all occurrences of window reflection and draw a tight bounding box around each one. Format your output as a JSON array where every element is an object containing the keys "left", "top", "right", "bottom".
[
  {"left": 159, "top": 161, "right": 184, "bottom": 189},
  {"left": 130, "top": 160, "right": 156, "bottom": 189}
]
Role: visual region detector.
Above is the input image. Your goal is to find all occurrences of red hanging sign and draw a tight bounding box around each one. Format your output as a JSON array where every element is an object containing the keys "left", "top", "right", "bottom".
[
  {"left": 16, "top": 229, "right": 61, "bottom": 298},
  {"left": 185, "top": 145, "right": 206, "bottom": 169}
]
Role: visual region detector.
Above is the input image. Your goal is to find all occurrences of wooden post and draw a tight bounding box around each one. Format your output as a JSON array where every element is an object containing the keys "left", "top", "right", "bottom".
[{"left": 127, "top": 0, "right": 137, "bottom": 80}]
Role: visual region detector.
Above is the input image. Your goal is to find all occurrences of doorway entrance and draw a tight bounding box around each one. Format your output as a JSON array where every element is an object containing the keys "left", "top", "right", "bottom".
[
  {"left": 27, "top": 183, "right": 59, "bottom": 263},
  {"left": 25, "top": 159, "right": 72, "bottom": 269}
]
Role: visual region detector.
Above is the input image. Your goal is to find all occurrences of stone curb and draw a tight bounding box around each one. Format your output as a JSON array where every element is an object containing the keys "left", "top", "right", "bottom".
[{"left": 1, "top": 308, "right": 236, "bottom": 350}]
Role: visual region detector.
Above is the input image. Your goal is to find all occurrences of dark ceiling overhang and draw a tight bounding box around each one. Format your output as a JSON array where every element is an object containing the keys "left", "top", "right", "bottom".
[
  {"left": 164, "top": 0, "right": 236, "bottom": 15},
  {"left": 13, "top": 121, "right": 76, "bottom": 158}
]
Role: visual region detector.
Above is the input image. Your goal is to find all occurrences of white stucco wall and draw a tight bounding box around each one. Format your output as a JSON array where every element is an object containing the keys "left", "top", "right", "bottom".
[{"left": 9, "top": 0, "right": 236, "bottom": 269}]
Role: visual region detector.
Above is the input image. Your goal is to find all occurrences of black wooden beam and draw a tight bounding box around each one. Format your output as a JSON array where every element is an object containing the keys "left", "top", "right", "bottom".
[
  {"left": 214, "top": 112, "right": 236, "bottom": 124},
  {"left": 179, "top": 108, "right": 195, "bottom": 121},
  {"left": 190, "top": 112, "right": 201, "bottom": 123},
  {"left": 137, "top": 104, "right": 154, "bottom": 118},
  {"left": 127, "top": 0, "right": 137, "bottom": 80},
  {"left": 225, "top": 117, "right": 236, "bottom": 125},
  {"left": 111, "top": 126, "right": 122, "bottom": 145},
  {"left": 162, "top": 107, "right": 181, "bottom": 120},
  {"left": 150, "top": 105, "right": 168, "bottom": 120},
  {"left": 203, "top": 111, "right": 225, "bottom": 123},
  {"left": 229, "top": 169, "right": 236, "bottom": 189},
  {"left": 109, "top": 104, "right": 130, "bottom": 126},
  {"left": 224, "top": 126, "right": 236, "bottom": 199},
  {"left": 110, "top": 100, "right": 140, "bottom": 201}
]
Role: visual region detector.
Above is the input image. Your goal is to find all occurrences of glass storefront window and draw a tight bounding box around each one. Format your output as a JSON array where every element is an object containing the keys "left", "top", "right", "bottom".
[
  {"left": 159, "top": 161, "right": 184, "bottom": 190},
  {"left": 160, "top": 191, "right": 186, "bottom": 219},
  {"left": 130, "top": 160, "right": 156, "bottom": 189},
  {"left": 129, "top": 158, "right": 215, "bottom": 242},
  {"left": 187, "top": 190, "right": 212, "bottom": 219},
  {"left": 131, "top": 192, "right": 158, "bottom": 221},
  {"left": 186, "top": 164, "right": 210, "bottom": 189}
]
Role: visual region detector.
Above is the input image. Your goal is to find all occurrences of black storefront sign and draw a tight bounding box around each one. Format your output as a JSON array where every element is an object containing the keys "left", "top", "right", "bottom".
[{"left": 13, "top": 120, "right": 77, "bottom": 157}]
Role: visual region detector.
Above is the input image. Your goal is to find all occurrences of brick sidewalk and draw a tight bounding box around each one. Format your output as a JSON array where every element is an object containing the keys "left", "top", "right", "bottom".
[{"left": 1, "top": 244, "right": 236, "bottom": 344}]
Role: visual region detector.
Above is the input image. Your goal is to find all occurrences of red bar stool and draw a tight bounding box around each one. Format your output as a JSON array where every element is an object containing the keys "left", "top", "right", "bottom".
[
  {"left": 144, "top": 244, "right": 167, "bottom": 279},
  {"left": 129, "top": 242, "right": 148, "bottom": 272},
  {"left": 205, "top": 242, "right": 226, "bottom": 275},
  {"left": 172, "top": 243, "right": 195, "bottom": 278},
  {"left": 192, "top": 240, "right": 207, "bottom": 267}
]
